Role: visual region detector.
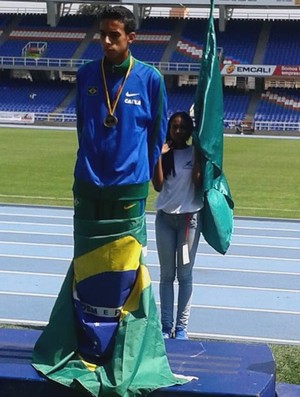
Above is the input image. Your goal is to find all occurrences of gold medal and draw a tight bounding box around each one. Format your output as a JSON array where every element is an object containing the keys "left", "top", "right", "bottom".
[
  {"left": 104, "top": 114, "right": 118, "bottom": 128},
  {"left": 101, "top": 56, "right": 133, "bottom": 128}
]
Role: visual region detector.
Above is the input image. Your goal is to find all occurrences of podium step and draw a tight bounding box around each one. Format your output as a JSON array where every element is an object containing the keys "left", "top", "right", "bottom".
[
  {"left": 154, "top": 337, "right": 275, "bottom": 397},
  {"left": 0, "top": 328, "right": 297, "bottom": 397}
]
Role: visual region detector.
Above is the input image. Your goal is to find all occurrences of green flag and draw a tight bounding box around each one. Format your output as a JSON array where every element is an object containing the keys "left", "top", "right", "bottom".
[
  {"left": 32, "top": 188, "right": 187, "bottom": 397},
  {"left": 193, "top": 0, "right": 234, "bottom": 255},
  {"left": 32, "top": 213, "right": 187, "bottom": 396}
]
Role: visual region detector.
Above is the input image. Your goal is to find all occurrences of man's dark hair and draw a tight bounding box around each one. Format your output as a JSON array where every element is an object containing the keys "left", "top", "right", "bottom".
[{"left": 99, "top": 5, "right": 136, "bottom": 34}]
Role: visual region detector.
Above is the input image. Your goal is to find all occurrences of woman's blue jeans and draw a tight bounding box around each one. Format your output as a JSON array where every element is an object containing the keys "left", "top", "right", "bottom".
[{"left": 155, "top": 209, "right": 202, "bottom": 332}]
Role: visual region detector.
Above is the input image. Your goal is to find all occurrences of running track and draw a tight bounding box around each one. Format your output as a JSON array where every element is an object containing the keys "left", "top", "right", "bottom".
[{"left": 0, "top": 204, "right": 299, "bottom": 345}]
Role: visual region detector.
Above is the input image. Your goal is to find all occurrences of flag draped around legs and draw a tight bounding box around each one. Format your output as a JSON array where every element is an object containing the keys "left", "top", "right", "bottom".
[
  {"left": 32, "top": 184, "right": 187, "bottom": 397},
  {"left": 193, "top": 0, "right": 234, "bottom": 255}
]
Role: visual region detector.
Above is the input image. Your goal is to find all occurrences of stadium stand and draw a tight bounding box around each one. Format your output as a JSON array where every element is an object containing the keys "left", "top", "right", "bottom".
[
  {"left": 131, "top": 17, "right": 176, "bottom": 62},
  {"left": 217, "top": 19, "right": 263, "bottom": 65},
  {"left": 0, "top": 78, "right": 73, "bottom": 113},
  {"left": 167, "top": 85, "right": 195, "bottom": 116},
  {"left": 0, "top": 12, "right": 300, "bottom": 131},
  {"left": 171, "top": 19, "right": 262, "bottom": 65},
  {"left": 0, "top": 13, "right": 91, "bottom": 59},
  {"left": 254, "top": 89, "right": 300, "bottom": 131},
  {"left": 263, "top": 20, "right": 300, "bottom": 66},
  {"left": 223, "top": 89, "right": 251, "bottom": 121}
]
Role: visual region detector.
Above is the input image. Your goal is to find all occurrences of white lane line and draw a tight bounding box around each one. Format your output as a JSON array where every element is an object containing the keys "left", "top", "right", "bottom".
[
  {"left": 1, "top": 230, "right": 300, "bottom": 242},
  {"left": 198, "top": 266, "right": 300, "bottom": 276},
  {"left": 0, "top": 318, "right": 47, "bottom": 326},
  {"left": 0, "top": 291, "right": 57, "bottom": 298},
  {"left": 1, "top": 261, "right": 300, "bottom": 277},
  {"left": 0, "top": 212, "right": 71, "bottom": 219},
  {"left": 190, "top": 282, "right": 300, "bottom": 293},
  {"left": 1, "top": 213, "right": 299, "bottom": 231},
  {"left": 1, "top": 276, "right": 299, "bottom": 294},
  {"left": 0, "top": 270, "right": 64, "bottom": 277},
  {"left": 147, "top": 218, "right": 300, "bottom": 226},
  {"left": 1, "top": 252, "right": 300, "bottom": 263},
  {"left": 189, "top": 332, "right": 300, "bottom": 346},
  {"left": 0, "top": 195, "right": 72, "bottom": 201},
  {"left": 0, "top": 230, "right": 71, "bottom": 236},
  {"left": 219, "top": 242, "right": 300, "bottom": 250},
  {"left": 191, "top": 304, "right": 300, "bottom": 315},
  {"left": 195, "top": 252, "right": 300, "bottom": 261},
  {"left": 2, "top": 218, "right": 299, "bottom": 233},
  {"left": 0, "top": 290, "right": 299, "bottom": 316},
  {"left": 1, "top": 240, "right": 299, "bottom": 251},
  {"left": 0, "top": 319, "right": 298, "bottom": 345},
  {"left": 233, "top": 235, "right": 300, "bottom": 241},
  {"left": 0, "top": 241, "right": 72, "bottom": 248},
  {"left": 234, "top": 225, "right": 300, "bottom": 232},
  {"left": 154, "top": 280, "right": 300, "bottom": 293},
  {"left": 1, "top": 259, "right": 300, "bottom": 276},
  {"left": 235, "top": 206, "right": 300, "bottom": 213},
  {"left": 0, "top": 254, "right": 69, "bottom": 261},
  {"left": 0, "top": 221, "right": 71, "bottom": 227}
]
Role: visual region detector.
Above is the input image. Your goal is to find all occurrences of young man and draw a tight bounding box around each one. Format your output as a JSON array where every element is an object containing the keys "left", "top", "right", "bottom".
[
  {"left": 74, "top": 5, "right": 167, "bottom": 202},
  {"left": 32, "top": 6, "right": 186, "bottom": 397}
]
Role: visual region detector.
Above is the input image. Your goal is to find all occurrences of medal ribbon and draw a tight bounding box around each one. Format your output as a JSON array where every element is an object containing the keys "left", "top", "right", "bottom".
[{"left": 101, "top": 56, "right": 133, "bottom": 117}]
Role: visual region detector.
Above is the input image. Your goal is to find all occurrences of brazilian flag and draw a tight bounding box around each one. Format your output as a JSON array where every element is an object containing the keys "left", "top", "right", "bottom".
[
  {"left": 32, "top": 186, "right": 187, "bottom": 396},
  {"left": 193, "top": 0, "right": 234, "bottom": 255}
]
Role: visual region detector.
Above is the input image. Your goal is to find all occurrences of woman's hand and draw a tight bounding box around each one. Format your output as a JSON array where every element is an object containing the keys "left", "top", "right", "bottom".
[{"left": 161, "top": 142, "right": 171, "bottom": 155}]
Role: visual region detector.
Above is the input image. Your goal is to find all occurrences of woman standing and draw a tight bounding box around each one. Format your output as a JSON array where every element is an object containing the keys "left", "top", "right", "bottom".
[{"left": 152, "top": 111, "right": 203, "bottom": 340}]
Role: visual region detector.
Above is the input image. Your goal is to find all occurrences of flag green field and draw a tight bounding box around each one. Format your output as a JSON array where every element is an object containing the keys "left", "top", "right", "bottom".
[
  {"left": 192, "top": 0, "right": 234, "bottom": 255},
  {"left": 1, "top": 127, "right": 299, "bottom": 219}
]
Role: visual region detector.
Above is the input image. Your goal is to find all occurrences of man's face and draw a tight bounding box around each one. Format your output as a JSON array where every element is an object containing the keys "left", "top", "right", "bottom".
[{"left": 99, "top": 19, "right": 135, "bottom": 64}]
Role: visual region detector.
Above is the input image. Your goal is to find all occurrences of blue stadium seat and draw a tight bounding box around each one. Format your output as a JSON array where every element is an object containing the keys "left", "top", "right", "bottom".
[{"left": 263, "top": 21, "right": 300, "bottom": 65}]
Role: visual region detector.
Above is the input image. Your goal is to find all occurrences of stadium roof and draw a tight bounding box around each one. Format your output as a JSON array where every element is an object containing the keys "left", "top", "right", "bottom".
[{"left": 1, "top": 0, "right": 299, "bottom": 8}]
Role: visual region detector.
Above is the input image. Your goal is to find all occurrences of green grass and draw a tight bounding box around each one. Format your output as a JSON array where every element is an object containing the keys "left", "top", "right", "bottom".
[
  {"left": 224, "top": 136, "right": 300, "bottom": 219},
  {"left": 271, "top": 344, "right": 300, "bottom": 385},
  {"left": 1, "top": 127, "right": 76, "bottom": 206},
  {"left": 1, "top": 127, "right": 300, "bottom": 219},
  {"left": 1, "top": 126, "right": 300, "bottom": 385}
]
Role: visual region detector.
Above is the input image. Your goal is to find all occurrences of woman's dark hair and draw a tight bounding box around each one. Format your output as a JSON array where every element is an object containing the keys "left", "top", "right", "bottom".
[
  {"left": 162, "top": 111, "right": 194, "bottom": 179},
  {"left": 99, "top": 5, "right": 136, "bottom": 34}
]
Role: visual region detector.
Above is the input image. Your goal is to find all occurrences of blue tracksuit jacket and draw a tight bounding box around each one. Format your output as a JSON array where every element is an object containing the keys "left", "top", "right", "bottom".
[{"left": 74, "top": 55, "right": 167, "bottom": 190}]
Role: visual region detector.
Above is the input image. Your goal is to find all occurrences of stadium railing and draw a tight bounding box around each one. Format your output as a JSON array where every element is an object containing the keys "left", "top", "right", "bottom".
[
  {"left": 0, "top": 56, "right": 200, "bottom": 74},
  {"left": 254, "top": 120, "right": 300, "bottom": 132}
]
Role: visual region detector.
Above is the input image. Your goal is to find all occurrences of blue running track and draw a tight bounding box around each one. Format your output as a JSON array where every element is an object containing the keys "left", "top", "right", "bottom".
[{"left": 0, "top": 204, "right": 299, "bottom": 345}]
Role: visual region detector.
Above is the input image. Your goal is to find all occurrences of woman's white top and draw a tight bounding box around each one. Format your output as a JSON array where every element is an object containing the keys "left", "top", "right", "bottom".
[{"left": 155, "top": 146, "right": 204, "bottom": 214}]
